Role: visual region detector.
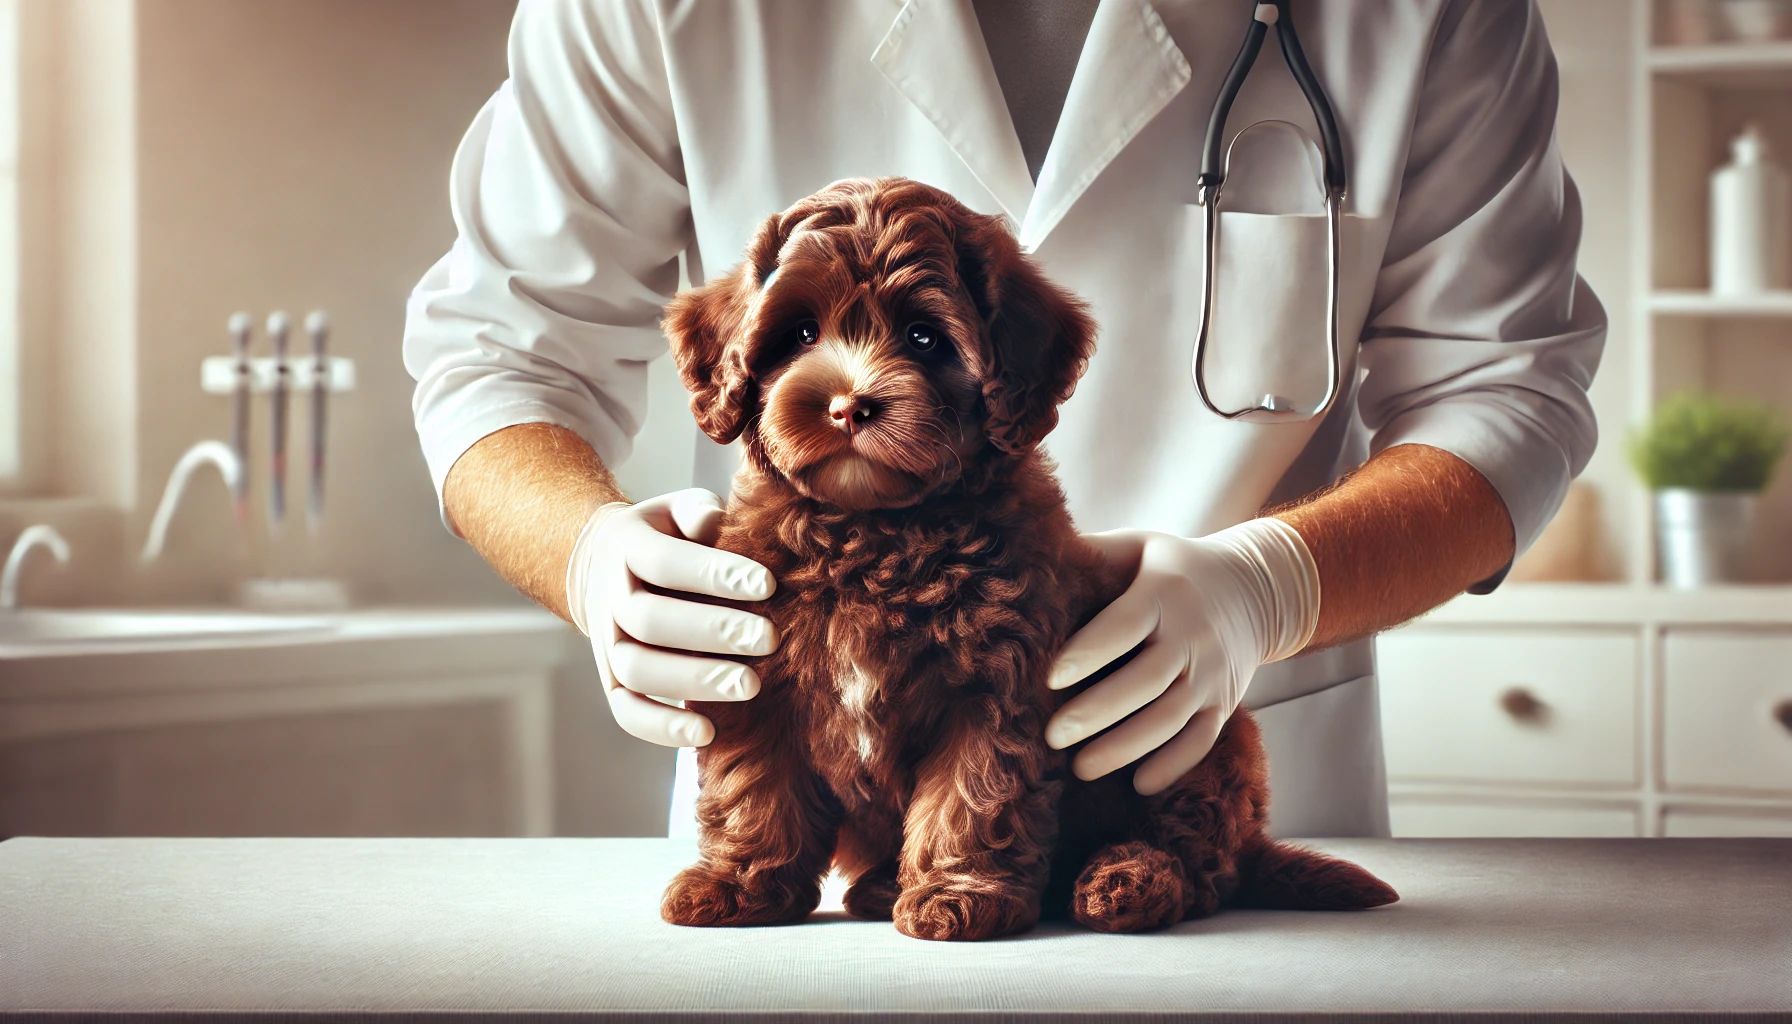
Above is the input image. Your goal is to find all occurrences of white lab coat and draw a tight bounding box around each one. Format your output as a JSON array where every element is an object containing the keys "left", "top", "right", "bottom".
[{"left": 404, "top": 0, "right": 1604, "bottom": 838}]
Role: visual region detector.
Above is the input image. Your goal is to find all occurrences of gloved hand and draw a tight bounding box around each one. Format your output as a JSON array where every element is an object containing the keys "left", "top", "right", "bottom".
[
  {"left": 565, "top": 488, "right": 777, "bottom": 748},
  {"left": 1045, "top": 518, "right": 1320, "bottom": 795}
]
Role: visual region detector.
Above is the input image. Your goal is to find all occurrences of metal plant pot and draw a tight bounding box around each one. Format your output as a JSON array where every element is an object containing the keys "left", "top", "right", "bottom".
[{"left": 1655, "top": 489, "right": 1758, "bottom": 588}]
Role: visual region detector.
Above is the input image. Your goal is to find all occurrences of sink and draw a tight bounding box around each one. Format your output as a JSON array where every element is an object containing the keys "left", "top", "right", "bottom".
[{"left": 0, "top": 608, "right": 336, "bottom": 651}]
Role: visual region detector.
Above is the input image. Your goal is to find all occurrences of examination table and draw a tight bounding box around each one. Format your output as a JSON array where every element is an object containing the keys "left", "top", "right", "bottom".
[{"left": 2, "top": 837, "right": 1788, "bottom": 1022}]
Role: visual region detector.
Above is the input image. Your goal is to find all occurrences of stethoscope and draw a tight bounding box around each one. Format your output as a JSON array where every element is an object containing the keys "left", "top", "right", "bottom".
[{"left": 1191, "top": 1, "right": 1347, "bottom": 423}]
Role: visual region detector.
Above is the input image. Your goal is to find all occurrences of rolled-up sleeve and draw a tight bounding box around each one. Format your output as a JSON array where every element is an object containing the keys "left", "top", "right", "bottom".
[
  {"left": 1356, "top": 0, "right": 1605, "bottom": 571},
  {"left": 403, "top": 0, "right": 690, "bottom": 517}
]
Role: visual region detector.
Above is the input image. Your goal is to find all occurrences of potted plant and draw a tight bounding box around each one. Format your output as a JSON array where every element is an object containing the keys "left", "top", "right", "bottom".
[{"left": 1629, "top": 392, "right": 1790, "bottom": 587}]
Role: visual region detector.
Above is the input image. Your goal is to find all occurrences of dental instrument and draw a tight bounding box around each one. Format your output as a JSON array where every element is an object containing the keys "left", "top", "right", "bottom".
[
  {"left": 305, "top": 310, "right": 329, "bottom": 535},
  {"left": 267, "top": 311, "right": 291, "bottom": 529},
  {"left": 228, "top": 312, "right": 253, "bottom": 521}
]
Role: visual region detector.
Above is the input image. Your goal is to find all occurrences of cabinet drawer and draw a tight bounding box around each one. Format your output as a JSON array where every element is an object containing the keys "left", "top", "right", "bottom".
[
  {"left": 0, "top": 702, "right": 515, "bottom": 837},
  {"left": 1377, "top": 627, "right": 1640, "bottom": 786},
  {"left": 1390, "top": 797, "right": 1641, "bottom": 837},
  {"left": 1661, "top": 807, "right": 1792, "bottom": 837},
  {"left": 1661, "top": 630, "right": 1792, "bottom": 796}
]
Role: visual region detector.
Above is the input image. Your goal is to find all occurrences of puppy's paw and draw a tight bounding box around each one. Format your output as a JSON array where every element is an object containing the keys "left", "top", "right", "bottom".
[
  {"left": 842, "top": 869, "right": 900, "bottom": 921},
  {"left": 1072, "top": 841, "right": 1191, "bottom": 933},
  {"left": 661, "top": 864, "right": 819, "bottom": 928},
  {"left": 893, "top": 878, "right": 1038, "bottom": 941}
]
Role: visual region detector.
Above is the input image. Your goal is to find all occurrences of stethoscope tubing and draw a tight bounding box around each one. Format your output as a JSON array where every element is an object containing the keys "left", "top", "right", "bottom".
[{"left": 1200, "top": 1, "right": 1345, "bottom": 197}]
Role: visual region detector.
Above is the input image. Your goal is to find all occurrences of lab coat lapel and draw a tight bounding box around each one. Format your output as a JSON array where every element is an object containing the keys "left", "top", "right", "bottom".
[
  {"left": 871, "top": 0, "right": 1035, "bottom": 225},
  {"left": 1019, "top": 0, "right": 1191, "bottom": 252}
]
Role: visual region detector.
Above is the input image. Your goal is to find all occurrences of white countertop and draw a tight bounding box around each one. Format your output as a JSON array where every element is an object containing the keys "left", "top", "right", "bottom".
[
  {"left": 2, "top": 836, "right": 1787, "bottom": 1021},
  {"left": 1413, "top": 582, "right": 1792, "bottom": 627},
  {"left": 0, "top": 604, "right": 563, "bottom": 657},
  {"left": 0, "top": 605, "right": 574, "bottom": 696}
]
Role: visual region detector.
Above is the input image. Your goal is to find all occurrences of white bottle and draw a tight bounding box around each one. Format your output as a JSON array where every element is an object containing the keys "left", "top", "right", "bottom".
[{"left": 1710, "top": 124, "right": 1792, "bottom": 295}]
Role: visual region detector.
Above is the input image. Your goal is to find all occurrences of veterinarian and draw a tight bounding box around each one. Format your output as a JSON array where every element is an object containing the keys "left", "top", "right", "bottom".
[{"left": 405, "top": 0, "right": 1602, "bottom": 838}]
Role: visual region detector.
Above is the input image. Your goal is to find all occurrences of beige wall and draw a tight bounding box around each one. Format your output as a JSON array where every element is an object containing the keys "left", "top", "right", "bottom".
[
  {"left": 126, "top": 0, "right": 521, "bottom": 605},
  {"left": 1539, "top": 0, "right": 1636, "bottom": 578}
]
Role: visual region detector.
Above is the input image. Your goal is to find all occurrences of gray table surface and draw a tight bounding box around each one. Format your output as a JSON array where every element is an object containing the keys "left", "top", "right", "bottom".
[{"left": 1, "top": 837, "right": 1788, "bottom": 1023}]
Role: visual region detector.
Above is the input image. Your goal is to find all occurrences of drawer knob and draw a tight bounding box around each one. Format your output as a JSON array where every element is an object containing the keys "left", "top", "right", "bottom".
[
  {"left": 1500, "top": 686, "right": 1549, "bottom": 724},
  {"left": 1774, "top": 699, "right": 1792, "bottom": 734}
]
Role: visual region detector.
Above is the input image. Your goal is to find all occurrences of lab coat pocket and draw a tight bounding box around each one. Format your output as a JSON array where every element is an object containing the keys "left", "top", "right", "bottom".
[
  {"left": 1178, "top": 207, "right": 1375, "bottom": 420},
  {"left": 1175, "top": 208, "right": 1383, "bottom": 421}
]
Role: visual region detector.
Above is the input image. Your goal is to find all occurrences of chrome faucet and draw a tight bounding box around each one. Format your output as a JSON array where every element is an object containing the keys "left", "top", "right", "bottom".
[
  {"left": 1, "top": 524, "right": 71, "bottom": 610},
  {"left": 142, "top": 440, "right": 247, "bottom": 562}
]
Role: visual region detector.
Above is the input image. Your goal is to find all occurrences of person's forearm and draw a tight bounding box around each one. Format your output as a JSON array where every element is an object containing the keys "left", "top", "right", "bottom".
[
  {"left": 442, "top": 422, "right": 627, "bottom": 621},
  {"left": 1270, "top": 443, "right": 1515, "bottom": 652}
]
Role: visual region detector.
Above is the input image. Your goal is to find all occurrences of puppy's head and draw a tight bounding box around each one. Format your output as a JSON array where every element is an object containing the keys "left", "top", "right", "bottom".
[{"left": 666, "top": 177, "right": 1095, "bottom": 510}]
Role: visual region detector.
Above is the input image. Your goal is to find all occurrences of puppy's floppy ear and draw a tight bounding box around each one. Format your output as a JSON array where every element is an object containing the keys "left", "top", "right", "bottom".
[
  {"left": 953, "top": 212, "right": 1097, "bottom": 456},
  {"left": 664, "top": 270, "right": 753, "bottom": 445},
  {"left": 663, "top": 215, "right": 789, "bottom": 445}
]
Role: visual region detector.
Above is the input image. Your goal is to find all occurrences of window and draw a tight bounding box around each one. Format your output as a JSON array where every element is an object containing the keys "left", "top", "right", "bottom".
[{"left": 0, "top": 0, "right": 17, "bottom": 481}]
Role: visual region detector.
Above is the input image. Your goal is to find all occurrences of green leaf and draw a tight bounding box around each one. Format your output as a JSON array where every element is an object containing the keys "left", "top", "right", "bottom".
[{"left": 1628, "top": 392, "right": 1790, "bottom": 492}]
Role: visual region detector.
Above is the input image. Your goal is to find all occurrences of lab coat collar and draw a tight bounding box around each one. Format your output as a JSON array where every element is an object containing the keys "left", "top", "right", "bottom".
[
  {"left": 872, "top": 0, "right": 1190, "bottom": 253},
  {"left": 871, "top": 0, "right": 1036, "bottom": 226},
  {"left": 1023, "top": 0, "right": 1190, "bottom": 251}
]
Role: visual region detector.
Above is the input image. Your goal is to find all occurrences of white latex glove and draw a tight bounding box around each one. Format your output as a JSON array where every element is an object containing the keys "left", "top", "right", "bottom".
[
  {"left": 564, "top": 488, "right": 777, "bottom": 748},
  {"left": 1045, "top": 518, "right": 1320, "bottom": 795}
]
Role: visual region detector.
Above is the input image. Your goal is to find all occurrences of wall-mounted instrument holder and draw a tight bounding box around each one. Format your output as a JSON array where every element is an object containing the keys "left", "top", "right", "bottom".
[
  {"left": 205, "top": 309, "right": 345, "bottom": 541},
  {"left": 200, "top": 355, "right": 355, "bottom": 394}
]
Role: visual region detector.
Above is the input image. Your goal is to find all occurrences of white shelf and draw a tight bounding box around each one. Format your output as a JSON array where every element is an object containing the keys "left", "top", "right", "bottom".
[
  {"left": 1649, "top": 290, "right": 1792, "bottom": 317},
  {"left": 1410, "top": 583, "right": 1792, "bottom": 628},
  {"left": 1648, "top": 42, "right": 1792, "bottom": 86}
]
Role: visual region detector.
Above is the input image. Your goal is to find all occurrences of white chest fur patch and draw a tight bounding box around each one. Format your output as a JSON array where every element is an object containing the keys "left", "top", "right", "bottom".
[
  {"left": 835, "top": 658, "right": 878, "bottom": 764},
  {"left": 835, "top": 659, "right": 876, "bottom": 716}
]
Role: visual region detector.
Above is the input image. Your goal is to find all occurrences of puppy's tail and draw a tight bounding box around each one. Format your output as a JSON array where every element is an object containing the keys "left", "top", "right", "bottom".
[{"left": 1234, "top": 840, "right": 1399, "bottom": 911}]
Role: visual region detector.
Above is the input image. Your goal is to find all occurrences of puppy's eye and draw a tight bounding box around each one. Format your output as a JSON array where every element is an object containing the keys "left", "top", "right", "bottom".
[
  {"left": 794, "top": 320, "right": 820, "bottom": 346},
  {"left": 906, "top": 322, "right": 940, "bottom": 354}
]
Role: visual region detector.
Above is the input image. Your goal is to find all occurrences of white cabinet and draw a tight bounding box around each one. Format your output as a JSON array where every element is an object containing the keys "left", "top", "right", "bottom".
[
  {"left": 1378, "top": 629, "right": 1639, "bottom": 787},
  {"left": 1378, "top": 587, "right": 1792, "bottom": 837},
  {"left": 1661, "top": 630, "right": 1792, "bottom": 796},
  {"left": 0, "top": 611, "right": 567, "bottom": 839}
]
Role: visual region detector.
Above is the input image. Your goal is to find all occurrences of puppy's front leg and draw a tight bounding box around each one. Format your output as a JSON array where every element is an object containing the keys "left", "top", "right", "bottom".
[
  {"left": 894, "top": 700, "right": 1058, "bottom": 941},
  {"left": 662, "top": 716, "right": 839, "bottom": 928}
]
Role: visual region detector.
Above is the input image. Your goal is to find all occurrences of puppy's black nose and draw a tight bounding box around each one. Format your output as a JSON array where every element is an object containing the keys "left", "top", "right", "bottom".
[{"left": 828, "top": 394, "right": 877, "bottom": 435}]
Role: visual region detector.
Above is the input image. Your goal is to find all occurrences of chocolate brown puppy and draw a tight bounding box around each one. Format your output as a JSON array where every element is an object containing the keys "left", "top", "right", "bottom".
[{"left": 660, "top": 177, "right": 1396, "bottom": 940}]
